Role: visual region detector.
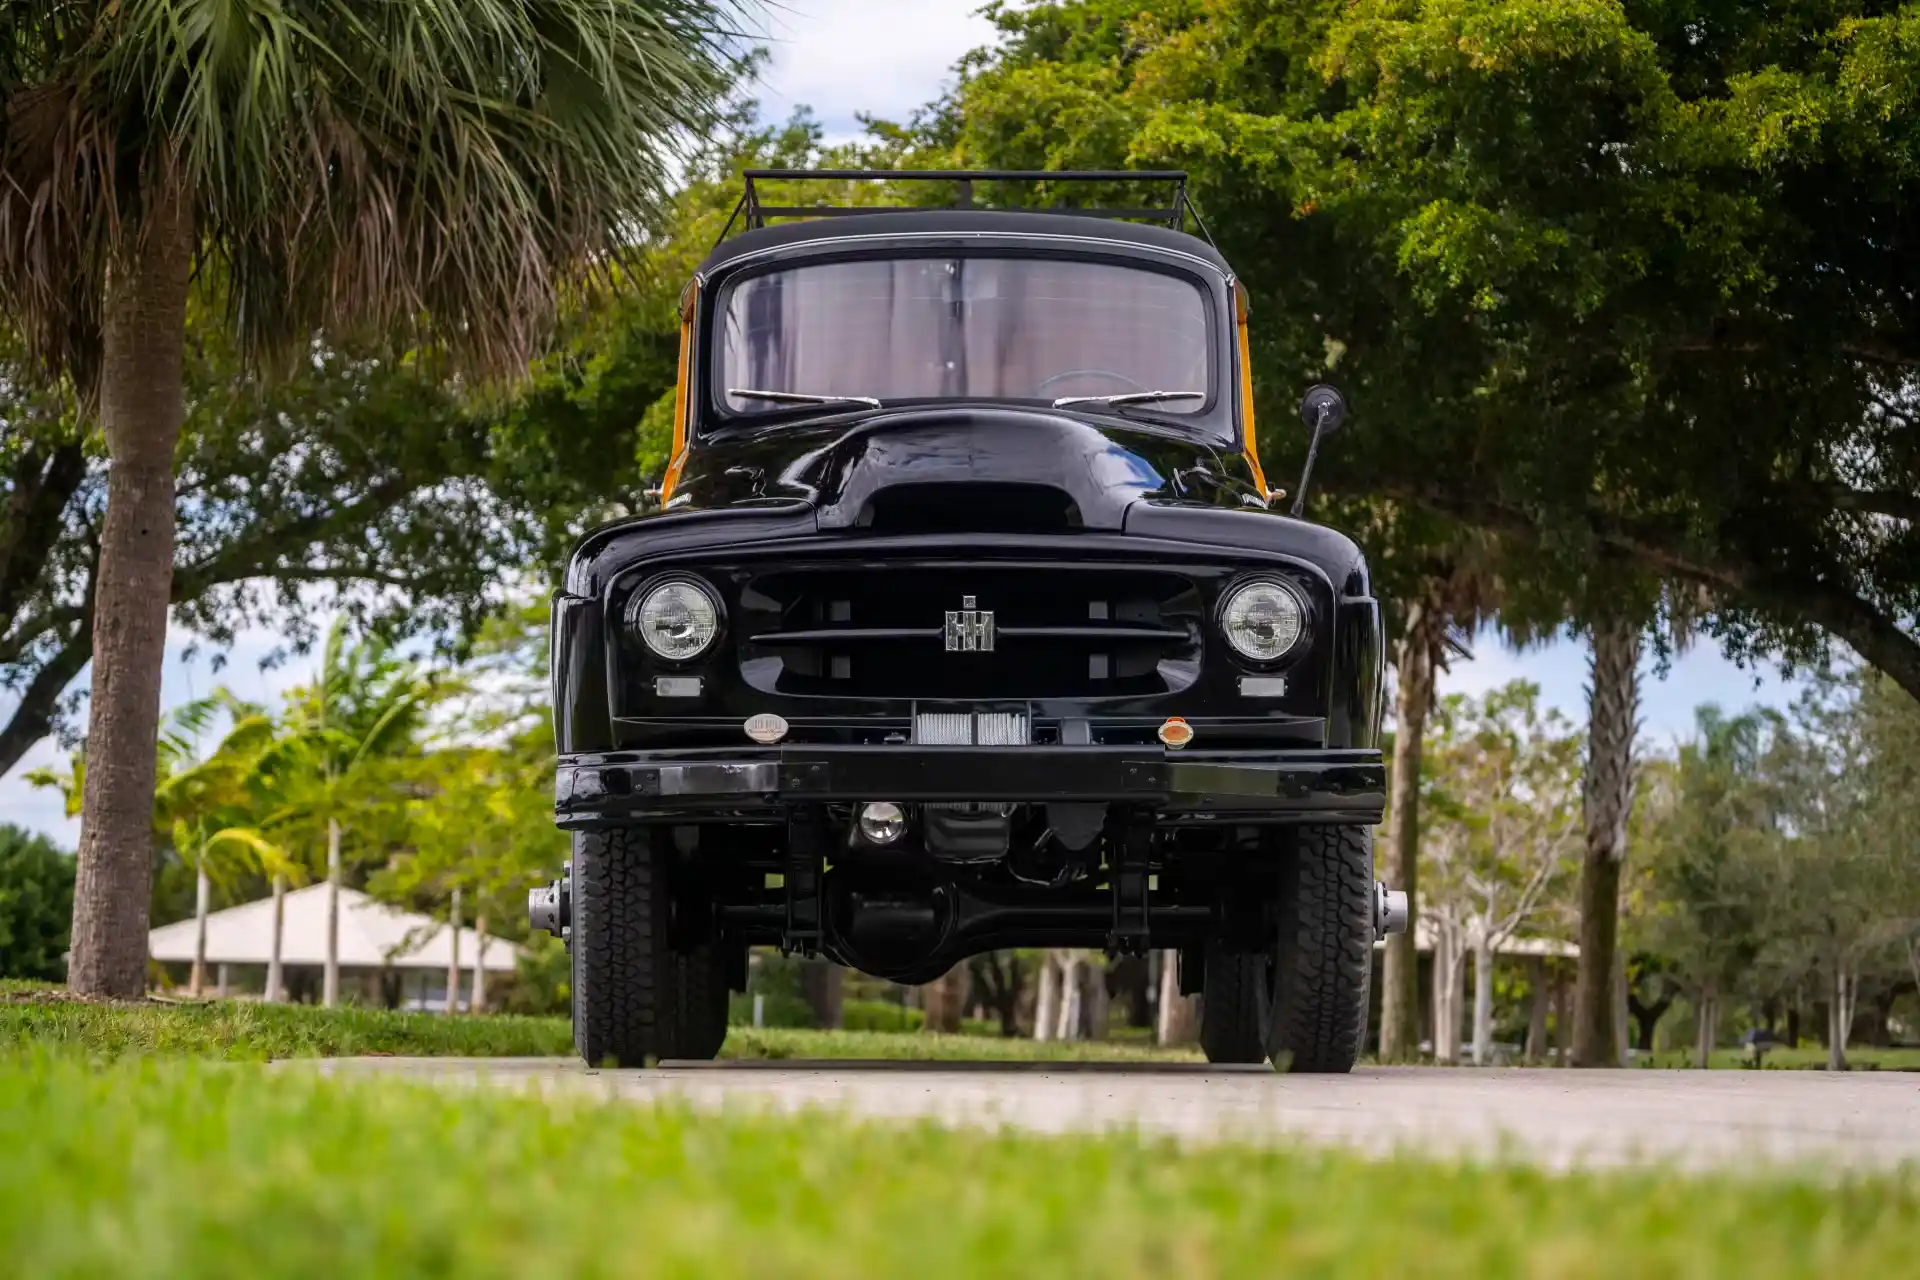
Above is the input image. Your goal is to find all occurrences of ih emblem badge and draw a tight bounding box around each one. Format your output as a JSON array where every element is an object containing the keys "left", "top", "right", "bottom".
[{"left": 945, "top": 595, "right": 996, "bottom": 652}]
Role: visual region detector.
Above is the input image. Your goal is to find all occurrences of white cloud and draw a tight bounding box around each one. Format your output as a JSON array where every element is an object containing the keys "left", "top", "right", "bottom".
[{"left": 753, "top": 0, "right": 996, "bottom": 138}]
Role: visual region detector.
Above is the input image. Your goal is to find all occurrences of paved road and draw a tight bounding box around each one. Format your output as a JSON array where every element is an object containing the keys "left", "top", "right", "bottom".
[{"left": 305, "top": 1057, "right": 1920, "bottom": 1171}]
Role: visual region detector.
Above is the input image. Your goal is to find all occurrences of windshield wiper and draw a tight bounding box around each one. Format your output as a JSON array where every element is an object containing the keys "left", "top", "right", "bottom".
[
  {"left": 1052, "top": 390, "right": 1206, "bottom": 410},
  {"left": 730, "top": 388, "right": 882, "bottom": 410}
]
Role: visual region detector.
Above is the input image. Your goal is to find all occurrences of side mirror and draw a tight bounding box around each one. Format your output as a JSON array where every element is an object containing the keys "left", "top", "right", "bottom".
[
  {"left": 1289, "top": 383, "right": 1348, "bottom": 518},
  {"left": 1299, "top": 383, "right": 1348, "bottom": 435}
]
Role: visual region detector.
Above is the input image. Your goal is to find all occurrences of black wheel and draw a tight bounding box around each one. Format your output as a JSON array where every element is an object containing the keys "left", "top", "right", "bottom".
[
  {"left": 570, "top": 827, "right": 727, "bottom": 1065},
  {"left": 1266, "top": 825, "right": 1375, "bottom": 1074},
  {"left": 1198, "top": 945, "right": 1269, "bottom": 1064}
]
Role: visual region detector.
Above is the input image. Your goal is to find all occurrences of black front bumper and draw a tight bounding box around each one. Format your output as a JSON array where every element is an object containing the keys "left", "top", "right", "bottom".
[{"left": 555, "top": 745, "right": 1385, "bottom": 827}]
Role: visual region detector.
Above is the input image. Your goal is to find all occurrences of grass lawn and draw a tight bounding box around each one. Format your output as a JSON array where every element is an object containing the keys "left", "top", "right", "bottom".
[
  {"left": 1633, "top": 1045, "right": 1920, "bottom": 1071},
  {"left": 0, "top": 988, "right": 576, "bottom": 1060},
  {"left": 0, "top": 987, "right": 1201, "bottom": 1064},
  {"left": 2, "top": 1049, "right": 1916, "bottom": 1278}
]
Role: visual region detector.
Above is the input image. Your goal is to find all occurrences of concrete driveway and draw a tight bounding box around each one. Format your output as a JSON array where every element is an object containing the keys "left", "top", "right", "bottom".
[{"left": 300, "top": 1057, "right": 1920, "bottom": 1171}]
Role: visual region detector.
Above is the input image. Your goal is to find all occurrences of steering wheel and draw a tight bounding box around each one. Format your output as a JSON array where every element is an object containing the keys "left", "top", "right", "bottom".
[{"left": 1034, "top": 368, "right": 1146, "bottom": 397}]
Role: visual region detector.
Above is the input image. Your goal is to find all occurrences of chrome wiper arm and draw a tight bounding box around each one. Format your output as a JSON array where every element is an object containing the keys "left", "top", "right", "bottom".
[
  {"left": 1051, "top": 390, "right": 1206, "bottom": 409},
  {"left": 730, "top": 388, "right": 883, "bottom": 409}
]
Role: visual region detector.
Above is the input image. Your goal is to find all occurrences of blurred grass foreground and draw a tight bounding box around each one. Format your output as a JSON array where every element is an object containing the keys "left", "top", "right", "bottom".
[{"left": 2, "top": 1048, "right": 1918, "bottom": 1278}]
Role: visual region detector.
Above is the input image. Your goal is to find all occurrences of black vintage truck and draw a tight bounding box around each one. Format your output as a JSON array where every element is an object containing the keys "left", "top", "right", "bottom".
[{"left": 530, "top": 171, "right": 1405, "bottom": 1071}]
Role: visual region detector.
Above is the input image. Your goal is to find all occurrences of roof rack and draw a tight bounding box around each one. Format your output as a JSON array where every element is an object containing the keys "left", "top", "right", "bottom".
[{"left": 715, "top": 169, "right": 1210, "bottom": 246}]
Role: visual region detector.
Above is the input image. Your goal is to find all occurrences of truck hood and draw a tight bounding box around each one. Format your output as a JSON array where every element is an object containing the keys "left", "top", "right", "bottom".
[
  {"left": 565, "top": 406, "right": 1367, "bottom": 596},
  {"left": 685, "top": 406, "right": 1234, "bottom": 531}
]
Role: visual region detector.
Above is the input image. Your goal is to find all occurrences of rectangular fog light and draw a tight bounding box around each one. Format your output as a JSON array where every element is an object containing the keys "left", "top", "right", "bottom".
[
  {"left": 1239, "top": 676, "right": 1290, "bottom": 699},
  {"left": 655, "top": 676, "right": 703, "bottom": 698}
]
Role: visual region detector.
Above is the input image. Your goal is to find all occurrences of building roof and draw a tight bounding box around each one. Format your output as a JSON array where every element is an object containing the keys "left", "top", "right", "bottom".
[{"left": 148, "top": 883, "right": 520, "bottom": 971}]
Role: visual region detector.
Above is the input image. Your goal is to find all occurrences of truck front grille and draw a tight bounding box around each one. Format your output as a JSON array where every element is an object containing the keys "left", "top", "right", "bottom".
[{"left": 738, "top": 565, "right": 1204, "bottom": 700}]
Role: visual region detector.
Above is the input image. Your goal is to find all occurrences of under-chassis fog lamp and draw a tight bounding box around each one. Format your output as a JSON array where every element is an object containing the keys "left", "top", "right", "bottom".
[{"left": 858, "top": 802, "right": 907, "bottom": 845}]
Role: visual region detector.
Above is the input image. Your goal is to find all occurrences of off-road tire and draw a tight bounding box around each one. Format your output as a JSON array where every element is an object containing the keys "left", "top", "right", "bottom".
[
  {"left": 1198, "top": 946, "right": 1269, "bottom": 1064},
  {"left": 672, "top": 939, "right": 732, "bottom": 1061},
  {"left": 571, "top": 827, "right": 727, "bottom": 1066},
  {"left": 1266, "top": 824, "right": 1375, "bottom": 1074}
]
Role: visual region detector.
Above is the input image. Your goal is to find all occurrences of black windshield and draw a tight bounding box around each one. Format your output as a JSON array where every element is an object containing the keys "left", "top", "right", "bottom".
[{"left": 716, "top": 256, "right": 1212, "bottom": 415}]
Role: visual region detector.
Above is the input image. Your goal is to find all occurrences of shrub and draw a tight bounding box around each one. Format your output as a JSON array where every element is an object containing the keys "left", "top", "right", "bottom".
[{"left": 0, "top": 826, "right": 74, "bottom": 982}]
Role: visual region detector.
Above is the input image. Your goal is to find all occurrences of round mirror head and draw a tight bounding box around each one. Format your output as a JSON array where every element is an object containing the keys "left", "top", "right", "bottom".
[{"left": 1299, "top": 383, "right": 1348, "bottom": 434}]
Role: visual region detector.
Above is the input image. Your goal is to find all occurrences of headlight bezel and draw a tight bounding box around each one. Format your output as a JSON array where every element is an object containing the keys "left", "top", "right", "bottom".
[
  {"left": 1217, "top": 576, "right": 1312, "bottom": 667},
  {"left": 624, "top": 574, "right": 725, "bottom": 665}
]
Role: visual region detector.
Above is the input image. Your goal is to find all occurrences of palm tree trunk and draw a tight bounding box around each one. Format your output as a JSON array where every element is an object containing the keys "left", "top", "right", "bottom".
[
  {"left": 1381, "top": 602, "right": 1441, "bottom": 1061},
  {"left": 1572, "top": 620, "right": 1640, "bottom": 1066},
  {"left": 189, "top": 862, "right": 211, "bottom": 998},
  {"left": 323, "top": 818, "right": 342, "bottom": 1007},
  {"left": 67, "top": 181, "right": 195, "bottom": 999},
  {"left": 472, "top": 915, "right": 488, "bottom": 1015},
  {"left": 266, "top": 874, "right": 287, "bottom": 1002},
  {"left": 445, "top": 885, "right": 463, "bottom": 1016}
]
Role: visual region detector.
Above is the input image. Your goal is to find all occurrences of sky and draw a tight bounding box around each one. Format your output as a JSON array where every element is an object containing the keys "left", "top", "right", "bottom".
[{"left": 0, "top": 1, "right": 1806, "bottom": 845}]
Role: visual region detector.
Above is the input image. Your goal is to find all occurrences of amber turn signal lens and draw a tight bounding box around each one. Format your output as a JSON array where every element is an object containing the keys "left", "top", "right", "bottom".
[{"left": 1157, "top": 717, "right": 1194, "bottom": 749}]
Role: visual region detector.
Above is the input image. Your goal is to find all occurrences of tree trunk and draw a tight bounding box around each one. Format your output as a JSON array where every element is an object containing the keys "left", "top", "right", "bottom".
[
  {"left": 1572, "top": 620, "right": 1640, "bottom": 1067},
  {"left": 1433, "top": 924, "right": 1463, "bottom": 1064},
  {"left": 1084, "top": 963, "right": 1110, "bottom": 1041},
  {"left": 1550, "top": 971, "right": 1567, "bottom": 1066},
  {"left": 1034, "top": 951, "right": 1060, "bottom": 1043},
  {"left": 1694, "top": 980, "right": 1717, "bottom": 1069},
  {"left": 445, "top": 886, "right": 463, "bottom": 1015},
  {"left": 189, "top": 862, "right": 211, "bottom": 998},
  {"left": 471, "top": 915, "right": 488, "bottom": 1015},
  {"left": 1830, "top": 965, "right": 1857, "bottom": 1072},
  {"left": 799, "top": 960, "right": 843, "bottom": 1029},
  {"left": 1614, "top": 938, "right": 1632, "bottom": 1066},
  {"left": 323, "top": 818, "right": 343, "bottom": 1007},
  {"left": 1471, "top": 927, "right": 1494, "bottom": 1066},
  {"left": 1526, "top": 957, "right": 1549, "bottom": 1062},
  {"left": 1057, "top": 952, "right": 1083, "bottom": 1041},
  {"left": 922, "top": 963, "right": 966, "bottom": 1034},
  {"left": 265, "top": 874, "right": 287, "bottom": 1003},
  {"left": 1381, "top": 601, "right": 1441, "bottom": 1061},
  {"left": 1156, "top": 949, "right": 1197, "bottom": 1046},
  {"left": 67, "top": 180, "right": 196, "bottom": 999}
]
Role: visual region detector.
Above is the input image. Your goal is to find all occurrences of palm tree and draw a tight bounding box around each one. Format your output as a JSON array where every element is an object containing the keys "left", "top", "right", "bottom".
[
  {"left": 151, "top": 695, "right": 278, "bottom": 997},
  {"left": 273, "top": 620, "right": 435, "bottom": 1006},
  {"left": 0, "top": 1, "right": 748, "bottom": 998},
  {"left": 26, "top": 690, "right": 296, "bottom": 996}
]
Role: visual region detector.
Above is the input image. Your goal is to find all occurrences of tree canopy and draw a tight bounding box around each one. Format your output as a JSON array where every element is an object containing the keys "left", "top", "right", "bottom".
[{"left": 938, "top": 0, "right": 1920, "bottom": 693}]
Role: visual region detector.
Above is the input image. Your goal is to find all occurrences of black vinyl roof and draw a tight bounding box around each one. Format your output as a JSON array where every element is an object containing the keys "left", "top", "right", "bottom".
[{"left": 697, "top": 209, "right": 1233, "bottom": 276}]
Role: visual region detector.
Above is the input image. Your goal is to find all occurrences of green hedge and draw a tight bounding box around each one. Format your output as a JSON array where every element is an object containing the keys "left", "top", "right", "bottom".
[{"left": 843, "top": 1000, "right": 925, "bottom": 1032}]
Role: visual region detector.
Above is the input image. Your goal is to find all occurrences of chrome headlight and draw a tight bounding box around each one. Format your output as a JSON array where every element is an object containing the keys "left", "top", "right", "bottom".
[
  {"left": 627, "top": 578, "right": 721, "bottom": 662},
  {"left": 1220, "top": 580, "right": 1307, "bottom": 663}
]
